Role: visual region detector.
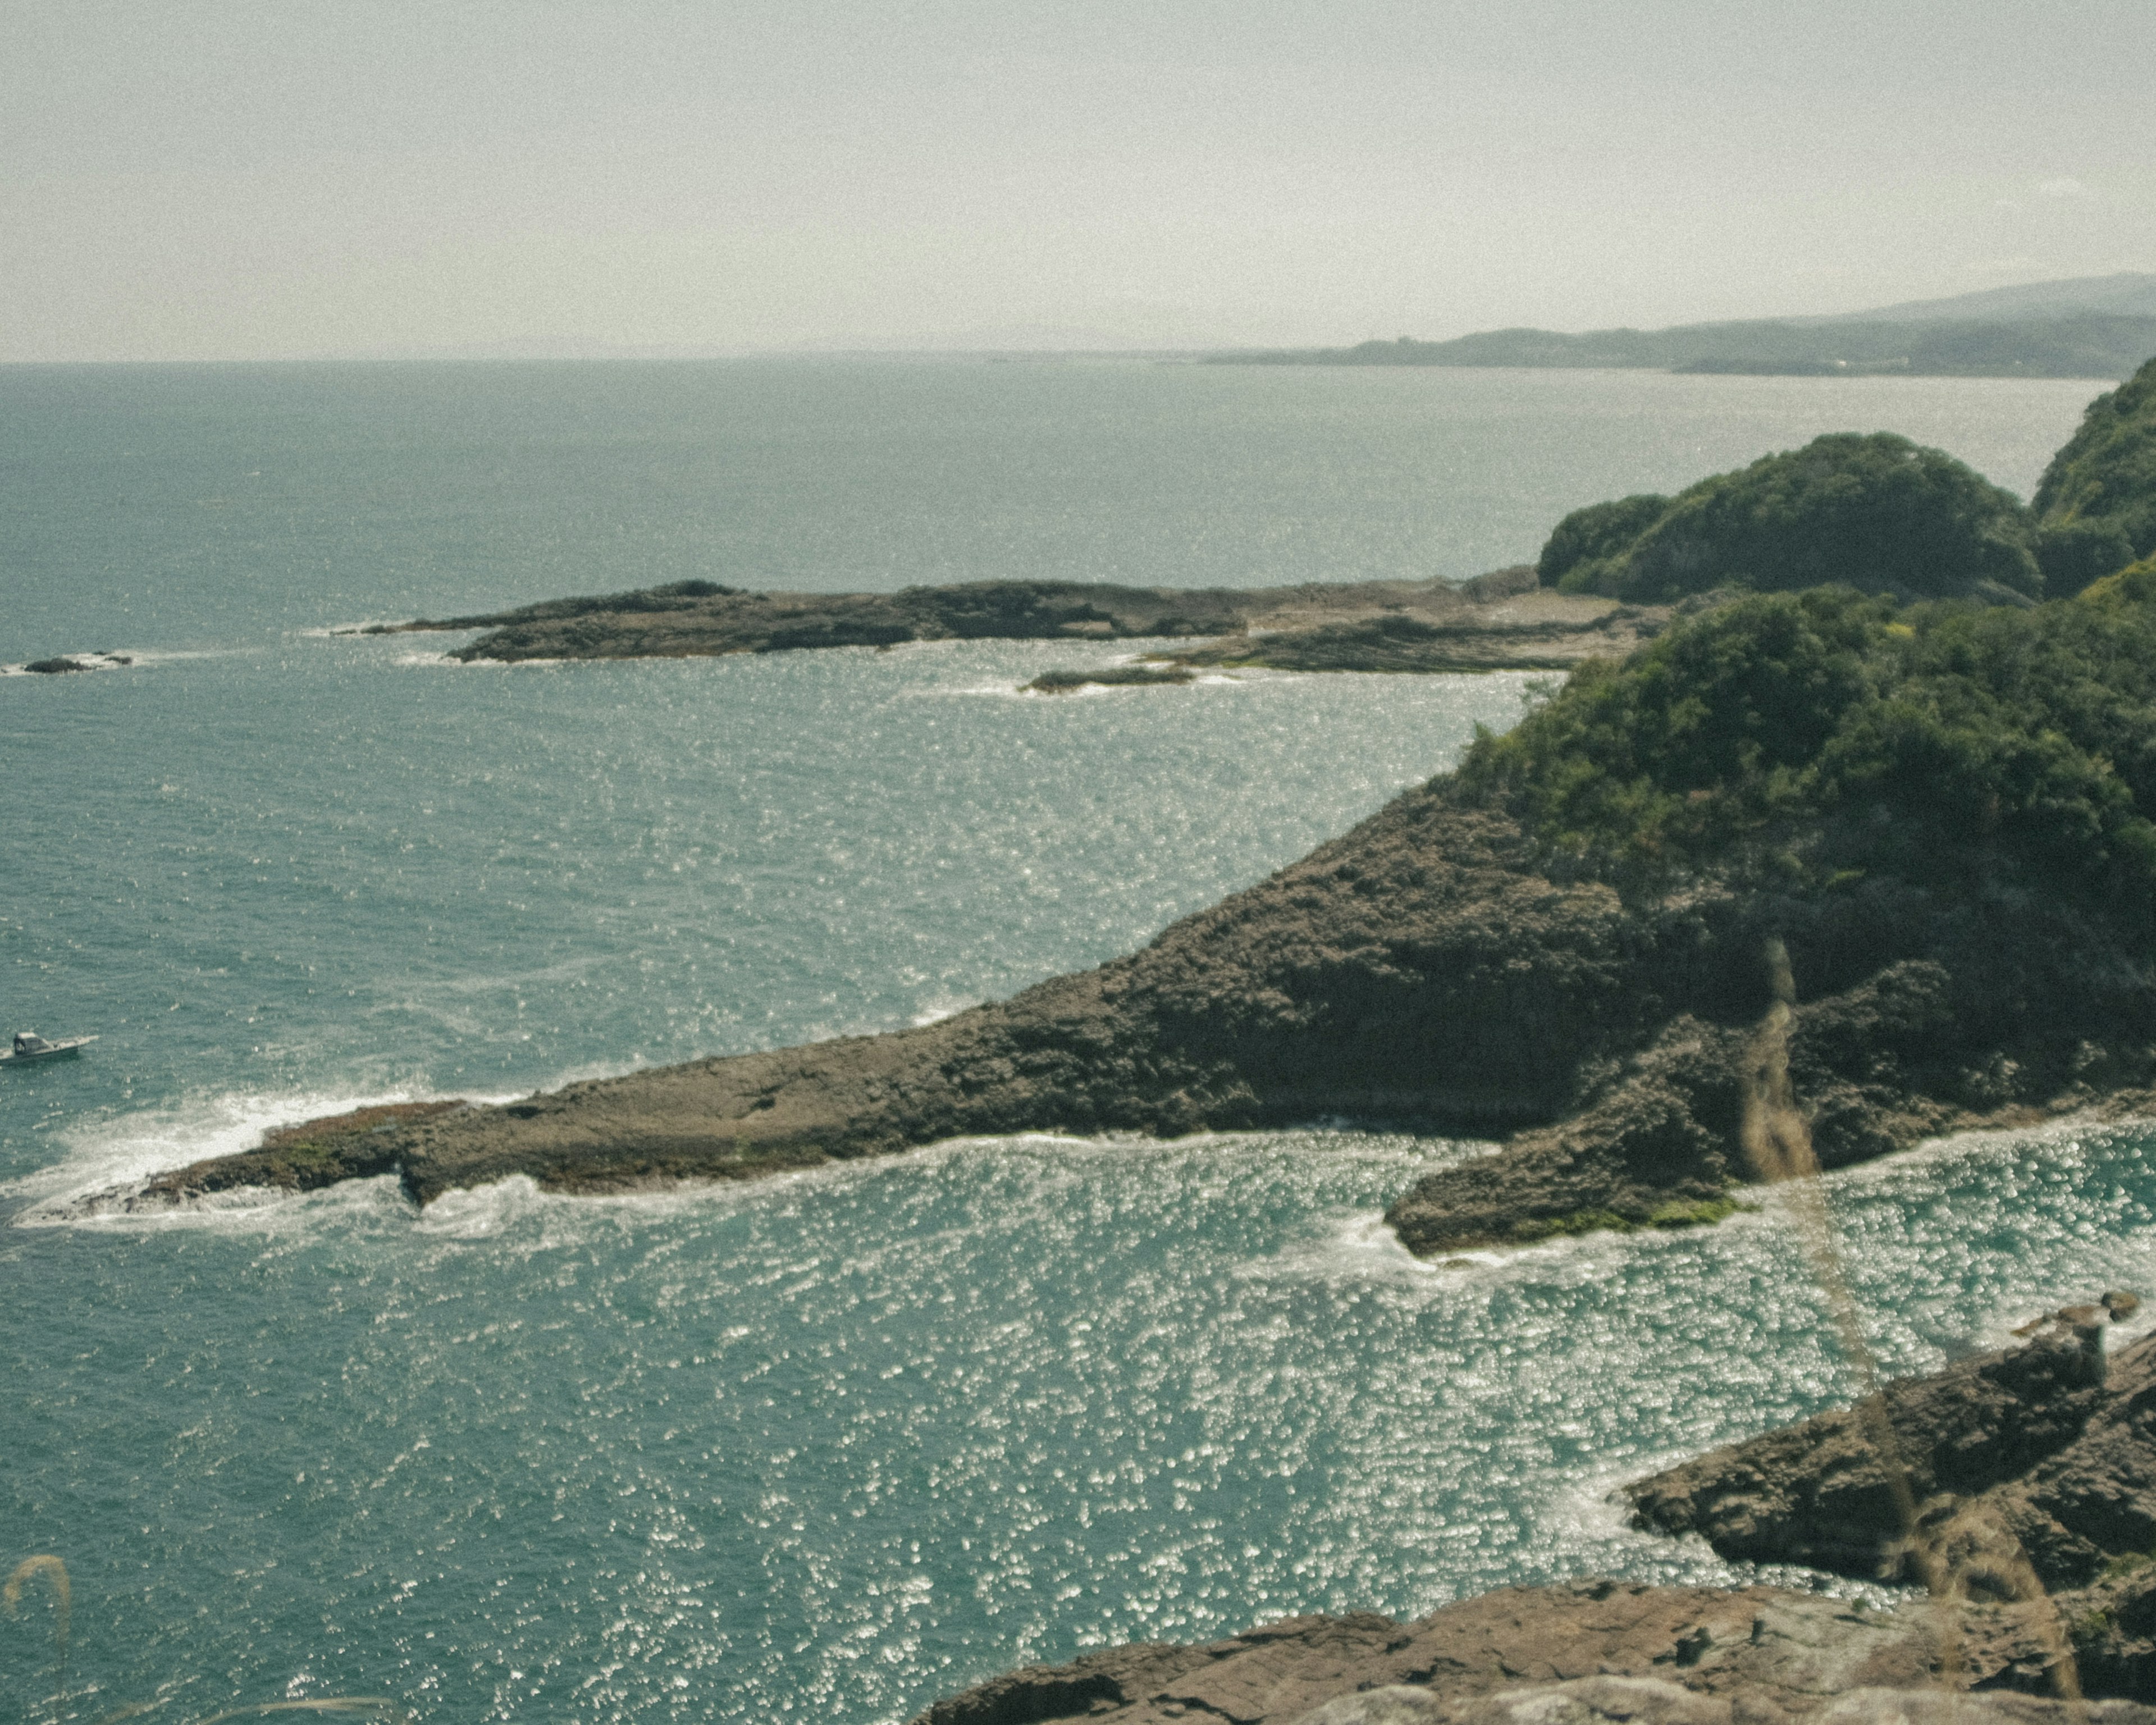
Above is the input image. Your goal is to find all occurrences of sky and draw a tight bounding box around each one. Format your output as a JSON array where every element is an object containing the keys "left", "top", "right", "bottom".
[{"left": 4, "top": 0, "right": 2153, "bottom": 362}]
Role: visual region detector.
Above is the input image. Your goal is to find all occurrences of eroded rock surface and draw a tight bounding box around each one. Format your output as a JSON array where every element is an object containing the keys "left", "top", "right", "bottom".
[
  {"left": 907, "top": 1580, "right": 2109, "bottom": 1725},
  {"left": 910, "top": 1310, "right": 2156, "bottom": 1724},
  {"left": 1628, "top": 1314, "right": 2156, "bottom": 1597}
]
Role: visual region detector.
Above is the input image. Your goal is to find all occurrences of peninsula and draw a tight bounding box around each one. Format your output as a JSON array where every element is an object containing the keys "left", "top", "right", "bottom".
[{"left": 126, "top": 576, "right": 2156, "bottom": 1254}]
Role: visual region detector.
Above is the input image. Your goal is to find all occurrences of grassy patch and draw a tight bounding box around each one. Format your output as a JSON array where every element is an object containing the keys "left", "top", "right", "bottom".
[
  {"left": 1648, "top": 1195, "right": 1754, "bottom": 1229},
  {"left": 1508, "top": 1194, "right": 1754, "bottom": 1245}
]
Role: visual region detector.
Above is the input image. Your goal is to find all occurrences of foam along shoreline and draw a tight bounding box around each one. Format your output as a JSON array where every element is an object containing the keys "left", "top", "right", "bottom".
[{"left": 350, "top": 568, "right": 1671, "bottom": 674}]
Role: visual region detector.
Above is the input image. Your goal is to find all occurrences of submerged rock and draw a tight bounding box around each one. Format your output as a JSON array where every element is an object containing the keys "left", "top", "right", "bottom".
[{"left": 1024, "top": 663, "right": 1198, "bottom": 692}]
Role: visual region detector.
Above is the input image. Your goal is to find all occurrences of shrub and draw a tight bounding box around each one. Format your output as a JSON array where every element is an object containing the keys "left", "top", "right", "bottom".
[
  {"left": 1545, "top": 434, "right": 2040, "bottom": 604},
  {"left": 1538, "top": 494, "right": 1669, "bottom": 588},
  {"left": 1459, "top": 585, "right": 2156, "bottom": 907},
  {"left": 2034, "top": 355, "right": 2156, "bottom": 590}
]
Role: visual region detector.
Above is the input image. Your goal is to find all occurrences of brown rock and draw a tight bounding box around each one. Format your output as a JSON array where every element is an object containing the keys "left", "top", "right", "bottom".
[
  {"left": 1626, "top": 1323, "right": 2156, "bottom": 1594},
  {"left": 909, "top": 1580, "right": 2144, "bottom": 1725}
]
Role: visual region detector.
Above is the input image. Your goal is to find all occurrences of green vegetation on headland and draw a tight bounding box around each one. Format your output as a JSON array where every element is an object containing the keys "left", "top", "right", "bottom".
[
  {"left": 2034, "top": 358, "right": 2156, "bottom": 590},
  {"left": 1463, "top": 581, "right": 2156, "bottom": 911},
  {"left": 1540, "top": 355, "right": 2156, "bottom": 604},
  {"left": 1538, "top": 433, "right": 2040, "bottom": 604}
]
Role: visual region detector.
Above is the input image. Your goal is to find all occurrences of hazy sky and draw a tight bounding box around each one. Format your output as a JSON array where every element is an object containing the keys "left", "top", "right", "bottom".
[{"left": 6, "top": 0, "right": 2152, "bottom": 360}]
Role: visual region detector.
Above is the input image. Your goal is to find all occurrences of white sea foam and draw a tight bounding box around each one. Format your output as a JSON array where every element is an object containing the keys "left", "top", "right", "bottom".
[
  {"left": 1243, "top": 1210, "right": 1447, "bottom": 1285},
  {"left": 908, "top": 996, "right": 976, "bottom": 1026},
  {"left": 2, "top": 1084, "right": 512, "bottom": 1229}
]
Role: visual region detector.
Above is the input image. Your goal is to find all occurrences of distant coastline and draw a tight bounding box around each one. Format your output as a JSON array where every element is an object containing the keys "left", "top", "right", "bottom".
[
  {"left": 1204, "top": 272, "right": 2156, "bottom": 380},
  {"left": 1208, "top": 315, "right": 2156, "bottom": 380}
]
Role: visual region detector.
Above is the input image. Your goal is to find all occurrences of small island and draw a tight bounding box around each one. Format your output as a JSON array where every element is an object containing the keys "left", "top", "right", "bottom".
[{"left": 355, "top": 563, "right": 1669, "bottom": 676}]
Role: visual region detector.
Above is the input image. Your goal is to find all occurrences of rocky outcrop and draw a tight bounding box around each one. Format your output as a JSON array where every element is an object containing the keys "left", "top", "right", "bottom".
[
  {"left": 358, "top": 568, "right": 1659, "bottom": 673},
  {"left": 135, "top": 1101, "right": 471, "bottom": 1203},
  {"left": 907, "top": 1578, "right": 2096, "bottom": 1725},
  {"left": 6, "top": 651, "right": 133, "bottom": 676},
  {"left": 913, "top": 1315, "right": 2156, "bottom": 1724},
  {"left": 1627, "top": 1305, "right": 2156, "bottom": 1597},
  {"left": 110, "top": 763, "right": 2156, "bottom": 1235},
  {"left": 1166, "top": 602, "right": 1662, "bottom": 674},
  {"left": 1301, "top": 1682, "right": 2156, "bottom": 1725},
  {"left": 1024, "top": 664, "right": 1198, "bottom": 693}
]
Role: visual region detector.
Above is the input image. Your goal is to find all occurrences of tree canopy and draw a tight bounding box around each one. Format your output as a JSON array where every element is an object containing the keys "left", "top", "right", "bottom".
[
  {"left": 1459, "top": 584, "right": 2156, "bottom": 907},
  {"left": 2032, "top": 354, "right": 2156, "bottom": 594},
  {"left": 1536, "top": 494, "right": 1670, "bottom": 587},
  {"left": 1540, "top": 433, "right": 2041, "bottom": 605}
]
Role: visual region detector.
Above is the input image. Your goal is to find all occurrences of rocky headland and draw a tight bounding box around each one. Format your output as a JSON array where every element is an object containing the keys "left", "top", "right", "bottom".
[
  {"left": 355, "top": 565, "right": 1667, "bottom": 676},
  {"left": 113, "top": 375, "right": 2156, "bottom": 1257},
  {"left": 91, "top": 360, "right": 2156, "bottom": 1725},
  {"left": 912, "top": 1310, "right": 2156, "bottom": 1723},
  {"left": 116, "top": 573, "right": 2156, "bottom": 1253},
  {"left": 120, "top": 670, "right": 2156, "bottom": 1246}
]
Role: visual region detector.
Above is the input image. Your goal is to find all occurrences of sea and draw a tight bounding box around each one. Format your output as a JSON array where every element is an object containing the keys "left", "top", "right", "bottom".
[{"left": 4, "top": 358, "right": 2150, "bottom": 1724}]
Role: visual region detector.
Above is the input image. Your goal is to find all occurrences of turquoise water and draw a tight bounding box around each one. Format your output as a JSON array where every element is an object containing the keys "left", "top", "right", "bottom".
[{"left": 2, "top": 361, "right": 2143, "bottom": 1723}]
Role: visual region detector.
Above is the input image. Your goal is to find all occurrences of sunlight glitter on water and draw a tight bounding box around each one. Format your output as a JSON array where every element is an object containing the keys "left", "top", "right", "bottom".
[
  {"left": 2, "top": 362, "right": 2135, "bottom": 1722},
  {"left": 10, "top": 1121, "right": 2156, "bottom": 1720}
]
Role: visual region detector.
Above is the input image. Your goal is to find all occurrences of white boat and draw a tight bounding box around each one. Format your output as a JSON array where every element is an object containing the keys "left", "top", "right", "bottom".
[{"left": 2, "top": 1030, "right": 98, "bottom": 1064}]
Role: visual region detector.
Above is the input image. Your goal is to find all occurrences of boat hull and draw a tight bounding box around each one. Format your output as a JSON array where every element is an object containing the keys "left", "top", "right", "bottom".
[{"left": 1, "top": 1039, "right": 95, "bottom": 1065}]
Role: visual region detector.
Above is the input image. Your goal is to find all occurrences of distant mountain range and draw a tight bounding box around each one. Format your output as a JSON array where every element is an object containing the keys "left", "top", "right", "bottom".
[{"left": 1212, "top": 273, "right": 2156, "bottom": 379}]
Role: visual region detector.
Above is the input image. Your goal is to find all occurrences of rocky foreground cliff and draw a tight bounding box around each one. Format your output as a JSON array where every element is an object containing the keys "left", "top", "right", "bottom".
[
  {"left": 130, "top": 755, "right": 2156, "bottom": 1249},
  {"left": 911, "top": 1313, "right": 2156, "bottom": 1724}
]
